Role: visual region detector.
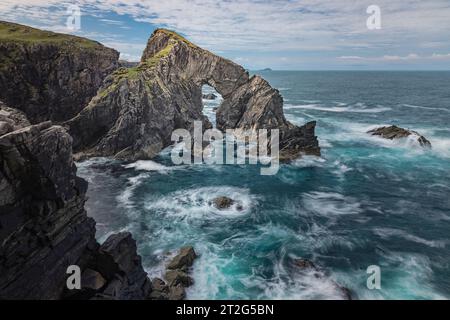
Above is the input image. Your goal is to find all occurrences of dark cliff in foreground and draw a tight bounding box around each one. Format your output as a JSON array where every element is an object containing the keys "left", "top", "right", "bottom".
[
  {"left": 0, "top": 100, "right": 195, "bottom": 299},
  {"left": 68, "top": 29, "right": 320, "bottom": 161},
  {"left": 0, "top": 101, "right": 150, "bottom": 299},
  {"left": 0, "top": 21, "right": 119, "bottom": 123}
]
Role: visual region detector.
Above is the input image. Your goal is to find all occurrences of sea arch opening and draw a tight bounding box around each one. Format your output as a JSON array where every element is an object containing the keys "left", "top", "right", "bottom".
[{"left": 201, "top": 84, "right": 223, "bottom": 128}]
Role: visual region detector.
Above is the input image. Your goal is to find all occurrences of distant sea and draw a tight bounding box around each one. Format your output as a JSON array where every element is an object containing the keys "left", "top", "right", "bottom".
[{"left": 78, "top": 71, "right": 450, "bottom": 299}]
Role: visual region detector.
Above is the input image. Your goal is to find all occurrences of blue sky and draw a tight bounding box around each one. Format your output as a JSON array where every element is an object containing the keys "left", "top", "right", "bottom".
[{"left": 1, "top": 0, "right": 450, "bottom": 70}]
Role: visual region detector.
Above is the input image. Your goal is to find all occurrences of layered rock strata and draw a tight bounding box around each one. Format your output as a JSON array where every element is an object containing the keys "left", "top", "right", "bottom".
[
  {"left": 0, "top": 103, "right": 152, "bottom": 300},
  {"left": 368, "top": 125, "right": 431, "bottom": 148}
]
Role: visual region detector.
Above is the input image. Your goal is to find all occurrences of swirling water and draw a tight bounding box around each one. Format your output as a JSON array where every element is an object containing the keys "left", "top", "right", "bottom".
[{"left": 77, "top": 71, "right": 450, "bottom": 300}]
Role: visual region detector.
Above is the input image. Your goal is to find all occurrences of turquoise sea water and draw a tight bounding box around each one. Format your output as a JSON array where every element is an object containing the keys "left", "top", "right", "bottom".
[{"left": 77, "top": 71, "right": 450, "bottom": 300}]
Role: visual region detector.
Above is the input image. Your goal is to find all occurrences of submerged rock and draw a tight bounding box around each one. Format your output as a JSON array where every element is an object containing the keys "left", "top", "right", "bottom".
[
  {"left": 290, "top": 258, "right": 353, "bottom": 300},
  {"left": 148, "top": 247, "right": 198, "bottom": 301},
  {"left": 0, "top": 106, "right": 152, "bottom": 300},
  {"left": 368, "top": 125, "right": 431, "bottom": 148},
  {"left": 0, "top": 21, "right": 119, "bottom": 123},
  {"left": 212, "top": 196, "right": 235, "bottom": 209},
  {"left": 67, "top": 28, "right": 319, "bottom": 161},
  {"left": 292, "top": 258, "right": 317, "bottom": 270}
]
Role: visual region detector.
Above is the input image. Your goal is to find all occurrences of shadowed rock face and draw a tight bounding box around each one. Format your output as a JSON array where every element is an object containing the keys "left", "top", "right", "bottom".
[
  {"left": 0, "top": 102, "right": 151, "bottom": 300},
  {"left": 0, "top": 21, "right": 119, "bottom": 124},
  {"left": 67, "top": 29, "right": 320, "bottom": 161}
]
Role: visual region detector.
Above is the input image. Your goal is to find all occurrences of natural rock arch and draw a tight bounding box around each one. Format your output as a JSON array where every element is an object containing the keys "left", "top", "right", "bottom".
[{"left": 68, "top": 29, "right": 320, "bottom": 161}]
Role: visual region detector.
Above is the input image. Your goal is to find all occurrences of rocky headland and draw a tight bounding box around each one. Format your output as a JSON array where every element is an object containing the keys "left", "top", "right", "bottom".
[{"left": 0, "top": 21, "right": 119, "bottom": 123}]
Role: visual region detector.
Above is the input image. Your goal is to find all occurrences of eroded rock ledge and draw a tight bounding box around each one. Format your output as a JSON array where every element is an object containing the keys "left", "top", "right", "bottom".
[
  {"left": 368, "top": 125, "right": 431, "bottom": 148},
  {"left": 67, "top": 29, "right": 320, "bottom": 161}
]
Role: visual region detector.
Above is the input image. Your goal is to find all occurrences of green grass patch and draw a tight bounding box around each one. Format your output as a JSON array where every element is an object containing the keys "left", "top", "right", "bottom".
[
  {"left": 0, "top": 21, "right": 101, "bottom": 49},
  {"left": 154, "top": 28, "right": 197, "bottom": 48}
]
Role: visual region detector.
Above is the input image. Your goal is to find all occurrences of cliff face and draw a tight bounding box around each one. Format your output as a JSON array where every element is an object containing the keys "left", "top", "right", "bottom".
[
  {"left": 0, "top": 21, "right": 119, "bottom": 124},
  {"left": 68, "top": 29, "right": 320, "bottom": 161},
  {"left": 0, "top": 101, "right": 150, "bottom": 300}
]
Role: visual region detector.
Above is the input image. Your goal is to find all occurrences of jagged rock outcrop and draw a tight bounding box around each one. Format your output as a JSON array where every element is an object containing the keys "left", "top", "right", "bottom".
[
  {"left": 149, "top": 246, "right": 198, "bottom": 300},
  {"left": 69, "top": 232, "right": 152, "bottom": 300},
  {"left": 0, "top": 100, "right": 30, "bottom": 135},
  {"left": 0, "top": 21, "right": 119, "bottom": 123},
  {"left": 368, "top": 125, "right": 431, "bottom": 148},
  {"left": 0, "top": 104, "right": 151, "bottom": 300},
  {"left": 67, "top": 29, "right": 319, "bottom": 161}
]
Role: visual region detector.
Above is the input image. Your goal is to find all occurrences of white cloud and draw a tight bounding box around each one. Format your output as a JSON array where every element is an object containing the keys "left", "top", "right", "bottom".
[
  {"left": 338, "top": 53, "right": 450, "bottom": 62},
  {"left": 1, "top": 0, "right": 450, "bottom": 68},
  {"left": 431, "top": 53, "right": 450, "bottom": 60},
  {"left": 2, "top": 0, "right": 450, "bottom": 52}
]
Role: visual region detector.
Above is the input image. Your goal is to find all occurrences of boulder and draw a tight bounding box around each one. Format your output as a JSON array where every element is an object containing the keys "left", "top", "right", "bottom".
[
  {"left": 168, "top": 284, "right": 186, "bottom": 300},
  {"left": 167, "top": 246, "right": 197, "bottom": 270},
  {"left": 292, "top": 258, "right": 317, "bottom": 270},
  {"left": 212, "top": 196, "right": 235, "bottom": 209},
  {"left": 165, "top": 270, "right": 194, "bottom": 287},
  {"left": 81, "top": 269, "right": 107, "bottom": 291},
  {"left": 291, "top": 258, "right": 353, "bottom": 300},
  {"left": 148, "top": 278, "right": 170, "bottom": 300},
  {"left": 368, "top": 125, "right": 431, "bottom": 148}
]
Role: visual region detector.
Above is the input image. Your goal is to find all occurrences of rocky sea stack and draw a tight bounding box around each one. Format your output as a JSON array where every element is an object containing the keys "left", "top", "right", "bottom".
[
  {"left": 67, "top": 28, "right": 320, "bottom": 161},
  {"left": 368, "top": 125, "right": 432, "bottom": 148}
]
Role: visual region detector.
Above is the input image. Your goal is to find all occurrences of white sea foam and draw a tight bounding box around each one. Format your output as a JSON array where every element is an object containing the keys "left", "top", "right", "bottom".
[
  {"left": 116, "top": 173, "right": 149, "bottom": 209},
  {"left": 302, "top": 192, "right": 362, "bottom": 217},
  {"left": 373, "top": 228, "right": 446, "bottom": 248},
  {"left": 325, "top": 121, "right": 450, "bottom": 158},
  {"left": 284, "top": 103, "right": 391, "bottom": 113},
  {"left": 284, "top": 113, "right": 306, "bottom": 126},
  {"left": 124, "top": 160, "right": 174, "bottom": 172},
  {"left": 187, "top": 242, "right": 244, "bottom": 299},
  {"left": 291, "top": 155, "right": 326, "bottom": 168},
  {"left": 318, "top": 138, "right": 332, "bottom": 148},
  {"left": 402, "top": 104, "right": 450, "bottom": 113},
  {"left": 145, "top": 186, "right": 257, "bottom": 220},
  {"left": 358, "top": 253, "right": 447, "bottom": 300},
  {"left": 239, "top": 245, "right": 348, "bottom": 300},
  {"left": 332, "top": 160, "right": 353, "bottom": 179}
]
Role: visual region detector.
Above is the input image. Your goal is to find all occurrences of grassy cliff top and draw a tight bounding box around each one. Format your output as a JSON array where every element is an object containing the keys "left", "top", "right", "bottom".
[
  {"left": 153, "top": 28, "right": 197, "bottom": 48},
  {"left": 0, "top": 21, "right": 103, "bottom": 49}
]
